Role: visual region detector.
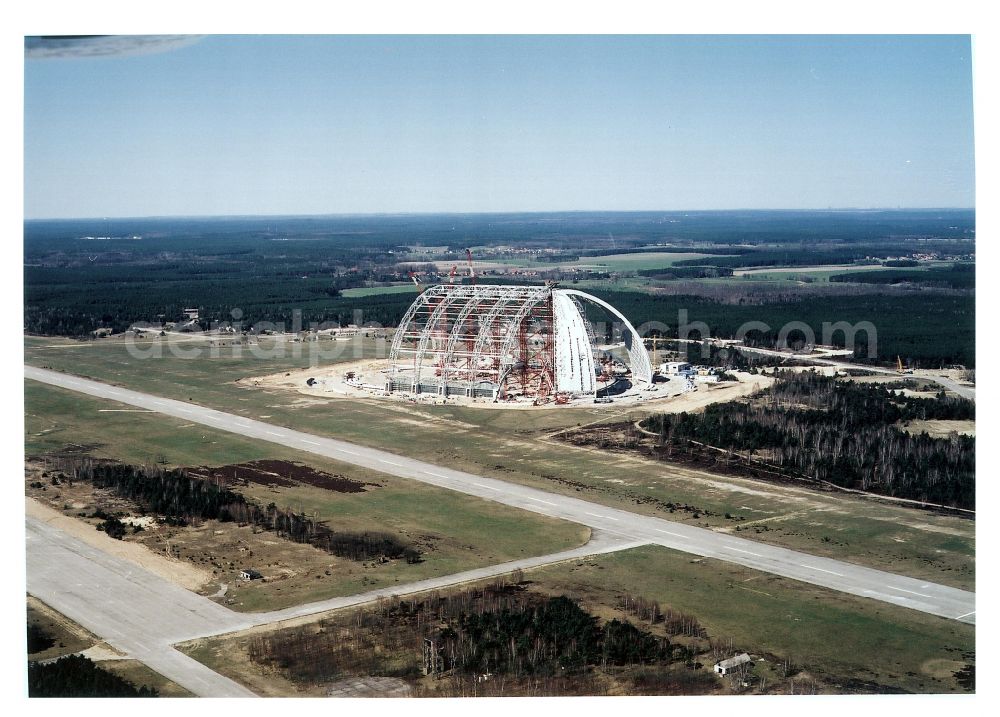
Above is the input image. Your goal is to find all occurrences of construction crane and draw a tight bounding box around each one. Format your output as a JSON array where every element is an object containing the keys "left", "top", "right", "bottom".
[
  {"left": 649, "top": 334, "right": 664, "bottom": 367},
  {"left": 465, "top": 248, "right": 476, "bottom": 285}
]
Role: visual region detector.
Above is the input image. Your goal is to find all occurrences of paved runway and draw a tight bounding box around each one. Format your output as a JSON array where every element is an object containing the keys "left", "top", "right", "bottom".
[
  {"left": 26, "top": 515, "right": 258, "bottom": 697},
  {"left": 27, "top": 513, "right": 644, "bottom": 696},
  {"left": 24, "top": 365, "right": 974, "bottom": 626}
]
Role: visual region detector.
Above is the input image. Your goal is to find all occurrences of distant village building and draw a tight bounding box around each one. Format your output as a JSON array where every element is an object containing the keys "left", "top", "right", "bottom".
[
  {"left": 183, "top": 308, "right": 199, "bottom": 321},
  {"left": 239, "top": 568, "right": 263, "bottom": 581},
  {"left": 714, "top": 653, "right": 752, "bottom": 676},
  {"left": 91, "top": 328, "right": 113, "bottom": 338}
]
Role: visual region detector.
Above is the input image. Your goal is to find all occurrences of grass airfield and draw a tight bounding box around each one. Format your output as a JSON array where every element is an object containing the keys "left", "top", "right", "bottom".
[
  {"left": 23, "top": 321, "right": 975, "bottom": 695},
  {"left": 25, "top": 334, "right": 975, "bottom": 591}
]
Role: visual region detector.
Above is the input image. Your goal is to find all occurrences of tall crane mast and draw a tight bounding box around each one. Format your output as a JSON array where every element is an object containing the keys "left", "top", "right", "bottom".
[{"left": 465, "top": 248, "right": 476, "bottom": 285}]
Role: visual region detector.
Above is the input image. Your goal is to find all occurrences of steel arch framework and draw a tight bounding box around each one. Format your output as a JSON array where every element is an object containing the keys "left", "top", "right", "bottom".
[{"left": 387, "top": 284, "right": 651, "bottom": 400}]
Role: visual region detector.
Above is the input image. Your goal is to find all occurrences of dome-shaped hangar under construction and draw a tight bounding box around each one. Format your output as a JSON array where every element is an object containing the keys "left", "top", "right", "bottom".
[{"left": 387, "top": 284, "right": 653, "bottom": 403}]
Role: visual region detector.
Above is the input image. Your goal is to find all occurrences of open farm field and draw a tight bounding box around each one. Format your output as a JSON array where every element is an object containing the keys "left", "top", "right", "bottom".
[
  {"left": 340, "top": 284, "right": 420, "bottom": 298},
  {"left": 733, "top": 264, "right": 900, "bottom": 281},
  {"left": 562, "top": 252, "right": 733, "bottom": 271},
  {"left": 731, "top": 261, "right": 962, "bottom": 284}
]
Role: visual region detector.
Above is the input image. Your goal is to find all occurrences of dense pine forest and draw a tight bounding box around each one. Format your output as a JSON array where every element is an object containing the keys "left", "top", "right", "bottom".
[
  {"left": 247, "top": 579, "right": 692, "bottom": 692},
  {"left": 588, "top": 289, "right": 974, "bottom": 367},
  {"left": 28, "top": 655, "right": 156, "bottom": 697},
  {"left": 442, "top": 595, "right": 672, "bottom": 675},
  {"left": 641, "top": 373, "right": 975, "bottom": 509},
  {"left": 75, "top": 462, "right": 418, "bottom": 562}
]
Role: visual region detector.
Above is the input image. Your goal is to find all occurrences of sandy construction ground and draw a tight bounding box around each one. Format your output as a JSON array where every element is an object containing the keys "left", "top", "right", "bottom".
[
  {"left": 238, "top": 358, "right": 389, "bottom": 399},
  {"left": 25, "top": 497, "right": 213, "bottom": 592},
  {"left": 240, "top": 359, "right": 773, "bottom": 412},
  {"left": 643, "top": 372, "right": 774, "bottom": 413}
]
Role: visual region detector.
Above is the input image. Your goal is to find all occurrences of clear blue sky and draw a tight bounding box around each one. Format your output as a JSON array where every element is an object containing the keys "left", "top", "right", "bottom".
[{"left": 23, "top": 35, "right": 975, "bottom": 218}]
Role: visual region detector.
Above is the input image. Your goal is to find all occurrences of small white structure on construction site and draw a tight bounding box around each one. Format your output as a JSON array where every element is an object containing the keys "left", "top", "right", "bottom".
[{"left": 660, "top": 361, "right": 693, "bottom": 376}]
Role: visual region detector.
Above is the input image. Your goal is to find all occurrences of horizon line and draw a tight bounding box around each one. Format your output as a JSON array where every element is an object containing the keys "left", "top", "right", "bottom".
[{"left": 24, "top": 207, "right": 977, "bottom": 223}]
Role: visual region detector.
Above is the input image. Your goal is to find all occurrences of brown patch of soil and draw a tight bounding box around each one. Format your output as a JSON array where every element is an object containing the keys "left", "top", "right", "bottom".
[{"left": 189, "top": 459, "right": 377, "bottom": 493}]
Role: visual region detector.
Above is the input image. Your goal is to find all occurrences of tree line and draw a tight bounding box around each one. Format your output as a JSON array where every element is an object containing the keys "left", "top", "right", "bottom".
[
  {"left": 248, "top": 579, "right": 691, "bottom": 688},
  {"left": 830, "top": 263, "right": 975, "bottom": 290},
  {"left": 24, "top": 251, "right": 974, "bottom": 368},
  {"left": 443, "top": 595, "right": 673, "bottom": 675},
  {"left": 73, "top": 461, "right": 419, "bottom": 563},
  {"left": 639, "top": 266, "right": 735, "bottom": 279},
  {"left": 587, "top": 289, "right": 975, "bottom": 368},
  {"left": 28, "top": 655, "right": 156, "bottom": 697},
  {"left": 641, "top": 373, "right": 975, "bottom": 509}
]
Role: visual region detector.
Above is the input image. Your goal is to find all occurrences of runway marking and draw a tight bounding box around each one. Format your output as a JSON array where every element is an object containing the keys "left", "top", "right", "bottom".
[
  {"left": 266, "top": 431, "right": 283, "bottom": 437},
  {"left": 338, "top": 449, "right": 360, "bottom": 456},
  {"left": 379, "top": 459, "right": 405, "bottom": 467},
  {"left": 300, "top": 439, "right": 321, "bottom": 446},
  {"left": 803, "top": 565, "right": 844, "bottom": 577},
  {"left": 585, "top": 512, "right": 619, "bottom": 521},
  {"left": 653, "top": 528, "right": 688, "bottom": 539},
  {"left": 525, "top": 497, "right": 557, "bottom": 506},
  {"left": 424, "top": 471, "right": 450, "bottom": 479},
  {"left": 177, "top": 407, "right": 192, "bottom": 414},
  {"left": 955, "top": 610, "right": 976, "bottom": 620},
  {"left": 726, "top": 547, "right": 763, "bottom": 557},
  {"left": 887, "top": 586, "right": 933, "bottom": 598},
  {"left": 473, "top": 483, "right": 497, "bottom": 489}
]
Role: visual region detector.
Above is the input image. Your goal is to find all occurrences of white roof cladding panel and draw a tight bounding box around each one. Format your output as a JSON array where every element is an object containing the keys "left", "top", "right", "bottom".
[
  {"left": 552, "top": 290, "right": 596, "bottom": 394},
  {"left": 556, "top": 289, "right": 654, "bottom": 385}
]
